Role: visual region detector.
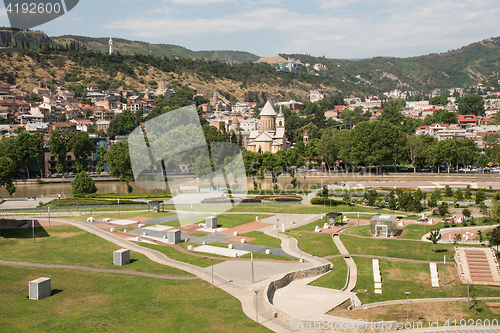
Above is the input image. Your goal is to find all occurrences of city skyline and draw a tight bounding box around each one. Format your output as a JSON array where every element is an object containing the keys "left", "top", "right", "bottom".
[{"left": 1, "top": 1, "right": 500, "bottom": 59}]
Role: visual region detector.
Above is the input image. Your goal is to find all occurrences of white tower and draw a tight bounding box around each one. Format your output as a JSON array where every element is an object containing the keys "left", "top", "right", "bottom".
[{"left": 109, "top": 37, "right": 113, "bottom": 55}]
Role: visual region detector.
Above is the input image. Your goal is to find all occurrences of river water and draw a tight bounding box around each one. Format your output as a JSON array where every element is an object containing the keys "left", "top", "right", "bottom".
[{"left": 1, "top": 172, "right": 499, "bottom": 198}]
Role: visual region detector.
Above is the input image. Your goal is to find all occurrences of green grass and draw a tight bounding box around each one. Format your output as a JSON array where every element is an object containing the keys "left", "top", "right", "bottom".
[
  {"left": 69, "top": 211, "right": 177, "bottom": 222},
  {"left": 0, "top": 265, "right": 269, "bottom": 332},
  {"left": 291, "top": 218, "right": 328, "bottom": 231},
  {"left": 342, "top": 225, "right": 372, "bottom": 237},
  {"left": 0, "top": 225, "right": 191, "bottom": 276},
  {"left": 288, "top": 233, "right": 340, "bottom": 258},
  {"left": 352, "top": 257, "right": 500, "bottom": 304},
  {"left": 308, "top": 257, "right": 348, "bottom": 290},
  {"left": 243, "top": 231, "right": 282, "bottom": 248},
  {"left": 215, "top": 214, "right": 258, "bottom": 229},
  {"left": 340, "top": 234, "right": 471, "bottom": 262},
  {"left": 190, "top": 233, "right": 209, "bottom": 237},
  {"left": 227, "top": 204, "right": 395, "bottom": 215},
  {"left": 399, "top": 222, "right": 444, "bottom": 240},
  {"left": 136, "top": 242, "right": 224, "bottom": 267}
]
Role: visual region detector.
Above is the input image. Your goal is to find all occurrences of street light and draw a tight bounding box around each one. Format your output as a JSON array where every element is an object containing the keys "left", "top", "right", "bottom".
[
  {"left": 405, "top": 291, "right": 411, "bottom": 322},
  {"left": 277, "top": 219, "right": 280, "bottom": 239},
  {"left": 283, "top": 207, "right": 286, "bottom": 230},
  {"left": 211, "top": 258, "right": 214, "bottom": 286},
  {"left": 254, "top": 290, "right": 259, "bottom": 323},
  {"left": 299, "top": 235, "right": 302, "bottom": 262}
]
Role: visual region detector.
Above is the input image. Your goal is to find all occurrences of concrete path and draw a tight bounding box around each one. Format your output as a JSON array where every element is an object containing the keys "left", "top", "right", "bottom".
[
  {"left": 0, "top": 260, "right": 199, "bottom": 280},
  {"left": 46, "top": 218, "right": 297, "bottom": 332},
  {"left": 272, "top": 275, "right": 353, "bottom": 318},
  {"left": 332, "top": 235, "right": 358, "bottom": 294}
]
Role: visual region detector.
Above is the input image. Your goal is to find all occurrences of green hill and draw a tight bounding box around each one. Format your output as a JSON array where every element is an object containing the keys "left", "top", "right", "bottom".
[
  {"left": 282, "top": 37, "right": 500, "bottom": 93},
  {"left": 51, "top": 35, "right": 260, "bottom": 63}
]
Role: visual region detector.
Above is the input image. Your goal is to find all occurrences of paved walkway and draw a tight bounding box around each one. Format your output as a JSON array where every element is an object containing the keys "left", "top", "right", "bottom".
[{"left": 0, "top": 260, "right": 199, "bottom": 280}]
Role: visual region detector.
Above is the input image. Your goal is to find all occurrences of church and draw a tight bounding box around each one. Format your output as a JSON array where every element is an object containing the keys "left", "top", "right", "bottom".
[{"left": 244, "top": 100, "right": 287, "bottom": 153}]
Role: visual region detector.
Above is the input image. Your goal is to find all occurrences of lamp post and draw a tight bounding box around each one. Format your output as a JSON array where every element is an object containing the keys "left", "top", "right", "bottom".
[
  {"left": 299, "top": 235, "right": 302, "bottom": 262},
  {"left": 254, "top": 290, "right": 259, "bottom": 323},
  {"left": 405, "top": 292, "right": 410, "bottom": 322},
  {"left": 283, "top": 207, "right": 285, "bottom": 230},
  {"left": 211, "top": 258, "right": 214, "bottom": 286},
  {"left": 277, "top": 219, "right": 280, "bottom": 239}
]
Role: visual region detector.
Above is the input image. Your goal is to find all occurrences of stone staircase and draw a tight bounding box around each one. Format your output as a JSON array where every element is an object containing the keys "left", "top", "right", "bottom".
[{"left": 455, "top": 247, "right": 500, "bottom": 286}]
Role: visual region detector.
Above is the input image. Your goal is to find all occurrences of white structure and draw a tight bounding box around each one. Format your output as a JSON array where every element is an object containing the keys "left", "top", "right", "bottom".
[
  {"left": 109, "top": 37, "right": 113, "bottom": 55},
  {"left": 29, "top": 277, "right": 51, "bottom": 300},
  {"left": 113, "top": 249, "right": 130, "bottom": 266}
]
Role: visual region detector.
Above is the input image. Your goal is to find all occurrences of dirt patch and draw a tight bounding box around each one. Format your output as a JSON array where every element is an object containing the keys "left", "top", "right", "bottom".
[
  {"left": 333, "top": 301, "right": 469, "bottom": 324},
  {"left": 53, "top": 232, "right": 84, "bottom": 239},
  {"left": 226, "top": 236, "right": 256, "bottom": 243}
]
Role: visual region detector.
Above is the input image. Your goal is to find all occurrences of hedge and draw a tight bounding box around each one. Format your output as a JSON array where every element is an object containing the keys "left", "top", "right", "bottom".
[
  {"left": 74, "top": 192, "right": 172, "bottom": 199},
  {"left": 310, "top": 198, "right": 344, "bottom": 206}
]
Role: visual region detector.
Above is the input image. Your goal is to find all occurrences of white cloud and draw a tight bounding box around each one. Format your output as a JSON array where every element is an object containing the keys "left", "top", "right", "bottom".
[{"left": 104, "top": 0, "right": 500, "bottom": 58}]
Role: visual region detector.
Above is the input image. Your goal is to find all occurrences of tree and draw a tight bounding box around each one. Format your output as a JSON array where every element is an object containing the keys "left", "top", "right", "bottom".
[
  {"left": 71, "top": 171, "right": 97, "bottom": 194},
  {"left": 15, "top": 130, "right": 31, "bottom": 178},
  {"left": 462, "top": 208, "right": 471, "bottom": 222},
  {"left": 475, "top": 190, "right": 486, "bottom": 205},
  {"left": 0, "top": 156, "right": 16, "bottom": 196},
  {"left": 107, "top": 109, "right": 142, "bottom": 139},
  {"left": 457, "top": 94, "right": 484, "bottom": 116},
  {"left": 429, "top": 96, "right": 448, "bottom": 105},
  {"left": 319, "top": 185, "right": 329, "bottom": 204},
  {"left": 106, "top": 140, "right": 134, "bottom": 193},
  {"left": 95, "top": 146, "right": 108, "bottom": 177},
  {"left": 70, "top": 131, "right": 95, "bottom": 173},
  {"left": 444, "top": 185, "right": 453, "bottom": 197},
  {"left": 30, "top": 132, "right": 45, "bottom": 178},
  {"left": 454, "top": 188, "right": 463, "bottom": 202},
  {"left": 438, "top": 139, "right": 457, "bottom": 173},
  {"left": 364, "top": 189, "right": 378, "bottom": 208},
  {"left": 438, "top": 202, "right": 449, "bottom": 217},
  {"left": 465, "top": 185, "right": 472, "bottom": 202},
  {"left": 488, "top": 226, "right": 500, "bottom": 254},
  {"left": 49, "top": 129, "right": 73, "bottom": 174},
  {"left": 407, "top": 135, "right": 424, "bottom": 173},
  {"left": 427, "top": 229, "right": 442, "bottom": 252}
]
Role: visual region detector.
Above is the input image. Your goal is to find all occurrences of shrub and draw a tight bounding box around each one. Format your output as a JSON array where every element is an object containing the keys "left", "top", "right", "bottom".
[
  {"left": 71, "top": 172, "right": 97, "bottom": 195},
  {"left": 310, "top": 198, "right": 344, "bottom": 206}
]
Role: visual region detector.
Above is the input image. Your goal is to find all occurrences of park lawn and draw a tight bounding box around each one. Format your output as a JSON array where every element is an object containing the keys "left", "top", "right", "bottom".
[
  {"left": 190, "top": 232, "right": 209, "bottom": 237},
  {"left": 290, "top": 218, "right": 326, "bottom": 232},
  {"left": 215, "top": 214, "right": 258, "bottom": 229},
  {"left": 288, "top": 233, "right": 340, "bottom": 258},
  {"left": 228, "top": 204, "right": 395, "bottom": 215},
  {"left": 308, "top": 257, "right": 348, "bottom": 290},
  {"left": 0, "top": 225, "right": 191, "bottom": 277},
  {"left": 136, "top": 242, "right": 224, "bottom": 268},
  {"left": 0, "top": 266, "right": 269, "bottom": 333},
  {"left": 352, "top": 257, "right": 500, "bottom": 306},
  {"left": 399, "top": 222, "right": 445, "bottom": 240},
  {"left": 243, "top": 231, "right": 282, "bottom": 248},
  {"left": 342, "top": 225, "right": 372, "bottom": 237},
  {"left": 68, "top": 211, "right": 177, "bottom": 222},
  {"left": 339, "top": 234, "right": 458, "bottom": 262}
]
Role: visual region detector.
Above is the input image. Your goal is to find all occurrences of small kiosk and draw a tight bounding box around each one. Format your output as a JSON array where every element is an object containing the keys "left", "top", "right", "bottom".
[{"left": 370, "top": 215, "right": 396, "bottom": 237}]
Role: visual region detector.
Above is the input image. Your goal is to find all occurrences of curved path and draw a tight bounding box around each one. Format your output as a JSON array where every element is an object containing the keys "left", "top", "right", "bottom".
[
  {"left": 0, "top": 260, "right": 199, "bottom": 280},
  {"left": 43, "top": 218, "right": 293, "bottom": 333}
]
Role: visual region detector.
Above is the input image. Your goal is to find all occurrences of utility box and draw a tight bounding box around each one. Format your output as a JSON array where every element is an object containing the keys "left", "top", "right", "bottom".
[
  {"left": 206, "top": 216, "right": 217, "bottom": 229},
  {"left": 113, "top": 249, "right": 131, "bottom": 266},
  {"left": 29, "top": 277, "right": 51, "bottom": 300},
  {"left": 167, "top": 229, "right": 181, "bottom": 244}
]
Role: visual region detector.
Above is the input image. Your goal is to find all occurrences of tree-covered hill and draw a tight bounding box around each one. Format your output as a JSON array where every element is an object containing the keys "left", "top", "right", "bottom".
[
  {"left": 51, "top": 35, "right": 260, "bottom": 63},
  {"left": 283, "top": 37, "right": 500, "bottom": 93}
]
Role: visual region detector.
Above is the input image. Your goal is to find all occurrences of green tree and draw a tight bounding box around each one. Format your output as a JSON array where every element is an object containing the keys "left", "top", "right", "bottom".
[
  {"left": 438, "top": 139, "right": 457, "bottom": 173},
  {"left": 106, "top": 140, "right": 134, "bottom": 193},
  {"left": 30, "top": 132, "right": 45, "bottom": 178},
  {"left": 475, "top": 190, "right": 486, "bottom": 205},
  {"left": 438, "top": 202, "right": 449, "bottom": 217},
  {"left": 462, "top": 208, "right": 471, "bottom": 222},
  {"left": 444, "top": 185, "right": 453, "bottom": 197},
  {"left": 71, "top": 171, "right": 97, "bottom": 194},
  {"left": 427, "top": 229, "right": 442, "bottom": 252},
  {"left": 429, "top": 96, "right": 448, "bottom": 105},
  {"left": 49, "top": 129, "right": 73, "bottom": 174},
  {"left": 0, "top": 156, "right": 16, "bottom": 195},
  {"left": 407, "top": 135, "right": 424, "bottom": 173},
  {"left": 488, "top": 226, "right": 500, "bottom": 254},
  {"left": 455, "top": 188, "right": 463, "bottom": 202},
  {"left": 70, "top": 131, "right": 95, "bottom": 173},
  {"left": 15, "top": 130, "right": 31, "bottom": 178},
  {"left": 457, "top": 94, "right": 485, "bottom": 116},
  {"left": 465, "top": 185, "right": 472, "bottom": 202},
  {"left": 95, "top": 146, "right": 108, "bottom": 177},
  {"left": 107, "top": 109, "right": 142, "bottom": 139}
]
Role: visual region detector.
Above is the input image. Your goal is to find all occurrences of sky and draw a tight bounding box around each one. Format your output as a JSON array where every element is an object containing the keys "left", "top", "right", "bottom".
[{"left": 1, "top": 0, "right": 500, "bottom": 59}]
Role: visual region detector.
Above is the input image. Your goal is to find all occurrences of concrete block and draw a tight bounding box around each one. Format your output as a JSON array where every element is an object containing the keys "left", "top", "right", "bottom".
[
  {"left": 241, "top": 239, "right": 246, "bottom": 243},
  {"left": 233, "top": 231, "right": 239, "bottom": 236},
  {"left": 110, "top": 228, "right": 115, "bottom": 233},
  {"left": 228, "top": 244, "right": 233, "bottom": 249},
  {"left": 29, "top": 277, "right": 51, "bottom": 300},
  {"left": 374, "top": 289, "right": 383, "bottom": 294},
  {"left": 206, "top": 216, "right": 217, "bottom": 230},
  {"left": 375, "top": 283, "right": 382, "bottom": 289},
  {"left": 103, "top": 218, "right": 111, "bottom": 222},
  {"left": 114, "top": 249, "right": 130, "bottom": 266},
  {"left": 187, "top": 245, "right": 193, "bottom": 250},
  {"left": 265, "top": 249, "right": 271, "bottom": 254},
  {"left": 124, "top": 229, "right": 128, "bottom": 233},
  {"left": 138, "top": 223, "right": 145, "bottom": 228},
  {"left": 167, "top": 229, "right": 181, "bottom": 244},
  {"left": 374, "top": 276, "right": 382, "bottom": 283}
]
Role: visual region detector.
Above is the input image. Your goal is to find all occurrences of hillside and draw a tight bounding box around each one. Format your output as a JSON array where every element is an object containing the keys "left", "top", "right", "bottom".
[
  {"left": 282, "top": 37, "right": 500, "bottom": 93},
  {"left": 51, "top": 35, "right": 260, "bottom": 63}
]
